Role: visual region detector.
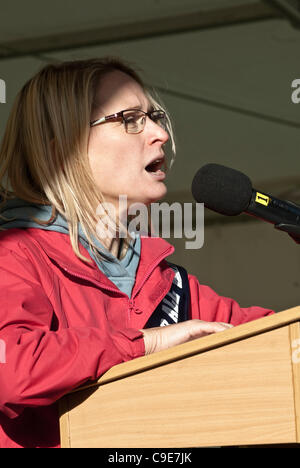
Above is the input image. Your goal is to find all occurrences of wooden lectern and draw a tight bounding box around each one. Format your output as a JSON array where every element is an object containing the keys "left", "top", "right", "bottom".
[{"left": 59, "top": 306, "right": 300, "bottom": 448}]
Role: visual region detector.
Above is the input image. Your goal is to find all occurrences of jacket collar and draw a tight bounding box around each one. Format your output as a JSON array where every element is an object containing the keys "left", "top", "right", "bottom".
[{"left": 26, "top": 228, "right": 175, "bottom": 294}]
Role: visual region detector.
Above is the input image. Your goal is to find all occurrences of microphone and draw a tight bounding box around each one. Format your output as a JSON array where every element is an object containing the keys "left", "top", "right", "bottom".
[{"left": 191, "top": 163, "right": 300, "bottom": 243}]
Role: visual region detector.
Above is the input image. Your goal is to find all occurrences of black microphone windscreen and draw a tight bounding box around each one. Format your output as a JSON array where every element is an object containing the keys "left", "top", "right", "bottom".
[{"left": 191, "top": 163, "right": 253, "bottom": 216}]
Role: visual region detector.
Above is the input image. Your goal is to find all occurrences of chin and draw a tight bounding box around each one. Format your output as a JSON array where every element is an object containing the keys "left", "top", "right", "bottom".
[
  {"left": 145, "top": 187, "right": 167, "bottom": 205},
  {"left": 127, "top": 184, "right": 167, "bottom": 207}
]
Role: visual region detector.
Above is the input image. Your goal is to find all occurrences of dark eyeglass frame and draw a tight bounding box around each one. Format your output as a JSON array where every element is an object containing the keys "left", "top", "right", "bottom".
[{"left": 90, "top": 108, "right": 166, "bottom": 134}]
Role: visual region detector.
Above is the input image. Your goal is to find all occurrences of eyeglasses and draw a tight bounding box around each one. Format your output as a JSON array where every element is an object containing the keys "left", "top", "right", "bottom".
[{"left": 90, "top": 108, "right": 167, "bottom": 134}]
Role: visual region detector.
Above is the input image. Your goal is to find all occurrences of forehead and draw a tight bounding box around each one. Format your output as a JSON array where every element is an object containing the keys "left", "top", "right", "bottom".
[{"left": 94, "top": 70, "right": 150, "bottom": 112}]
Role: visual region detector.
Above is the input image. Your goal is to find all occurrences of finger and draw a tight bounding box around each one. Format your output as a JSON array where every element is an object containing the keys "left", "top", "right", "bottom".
[
  {"left": 217, "top": 322, "right": 234, "bottom": 329},
  {"left": 189, "top": 321, "right": 232, "bottom": 339}
]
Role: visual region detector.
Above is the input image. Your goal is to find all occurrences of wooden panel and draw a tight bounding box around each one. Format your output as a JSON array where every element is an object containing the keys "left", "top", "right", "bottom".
[
  {"left": 289, "top": 322, "right": 300, "bottom": 442},
  {"left": 59, "top": 395, "right": 71, "bottom": 449},
  {"left": 76, "top": 306, "right": 300, "bottom": 390},
  {"left": 62, "top": 326, "right": 296, "bottom": 448}
]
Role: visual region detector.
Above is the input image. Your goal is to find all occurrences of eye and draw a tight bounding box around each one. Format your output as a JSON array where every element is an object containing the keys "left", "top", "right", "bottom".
[
  {"left": 124, "top": 110, "right": 141, "bottom": 123},
  {"left": 125, "top": 115, "right": 136, "bottom": 124},
  {"left": 150, "top": 110, "right": 166, "bottom": 127},
  {"left": 123, "top": 110, "right": 145, "bottom": 133},
  {"left": 122, "top": 110, "right": 148, "bottom": 133}
]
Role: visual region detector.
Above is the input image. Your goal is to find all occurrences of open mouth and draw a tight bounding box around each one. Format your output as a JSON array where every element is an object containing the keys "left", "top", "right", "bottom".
[{"left": 145, "top": 158, "right": 165, "bottom": 173}]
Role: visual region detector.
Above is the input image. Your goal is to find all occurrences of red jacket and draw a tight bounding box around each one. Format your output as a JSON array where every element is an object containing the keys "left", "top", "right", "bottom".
[{"left": 0, "top": 228, "right": 273, "bottom": 448}]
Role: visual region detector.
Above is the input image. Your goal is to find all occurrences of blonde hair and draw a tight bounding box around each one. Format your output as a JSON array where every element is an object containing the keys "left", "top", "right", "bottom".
[{"left": 0, "top": 57, "right": 176, "bottom": 262}]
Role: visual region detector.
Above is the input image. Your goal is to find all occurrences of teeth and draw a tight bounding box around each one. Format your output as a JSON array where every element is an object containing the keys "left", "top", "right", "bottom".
[{"left": 145, "top": 157, "right": 165, "bottom": 173}]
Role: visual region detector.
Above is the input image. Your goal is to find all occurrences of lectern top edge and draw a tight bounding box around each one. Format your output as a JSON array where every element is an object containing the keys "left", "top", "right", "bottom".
[{"left": 73, "top": 305, "right": 300, "bottom": 393}]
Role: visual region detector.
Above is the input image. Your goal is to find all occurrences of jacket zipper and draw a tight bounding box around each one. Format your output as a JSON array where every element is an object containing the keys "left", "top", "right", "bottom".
[
  {"left": 61, "top": 266, "right": 138, "bottom": 327},
  {"left": 57, "top": 245, "right": 174, "bottom": 322},
  {"left": 59, "top": 245, "right": 173, "bottom": 297},
  {"left": 131, "top": 247, "right": 174, "bottom": 299}
]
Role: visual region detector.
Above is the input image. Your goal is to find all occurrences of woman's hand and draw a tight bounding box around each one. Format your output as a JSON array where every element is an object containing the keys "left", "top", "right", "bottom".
[{"left": 140, "top": 320, "right": 233, "bottom": 355}]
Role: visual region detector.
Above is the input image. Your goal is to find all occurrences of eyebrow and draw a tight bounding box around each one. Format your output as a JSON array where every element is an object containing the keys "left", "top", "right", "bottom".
[
  {"left": 130, "top": 104, "right": 142, "bottom": 110},
  {"left": 125, "top": 103, "right": 154, "bottom": 112}
]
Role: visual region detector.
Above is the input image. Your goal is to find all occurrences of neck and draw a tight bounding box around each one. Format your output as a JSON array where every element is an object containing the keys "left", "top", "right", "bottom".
[{"left": 97, "top": 234, "right": 132, "bottom": 260}]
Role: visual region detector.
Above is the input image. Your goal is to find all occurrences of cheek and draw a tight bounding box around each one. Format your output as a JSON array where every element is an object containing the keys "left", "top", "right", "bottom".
[
  {"left": 88, "top": 130, "right": 144, "bottom": 181},
  {"left": 88, "top": 133, "right": 114, "bottom": 173},
  {"left": 88, "top": 143, "right": 128, "bottom": 188}
]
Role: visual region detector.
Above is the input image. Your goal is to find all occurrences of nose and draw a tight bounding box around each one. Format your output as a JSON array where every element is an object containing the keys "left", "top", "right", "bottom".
[{"left": 146, "top": 117, "right": 169, "bottom": 146}]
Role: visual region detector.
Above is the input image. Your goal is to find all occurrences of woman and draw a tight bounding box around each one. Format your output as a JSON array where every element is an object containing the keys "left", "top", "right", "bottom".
[{"left": 0, "top": 57, "right": 273, "bottom": 448}]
